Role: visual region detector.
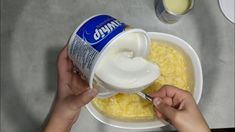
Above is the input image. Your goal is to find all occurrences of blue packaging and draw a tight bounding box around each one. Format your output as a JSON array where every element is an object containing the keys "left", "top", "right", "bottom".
[{"left": 68, "top": 15, "right": 126, "bottom": 81}]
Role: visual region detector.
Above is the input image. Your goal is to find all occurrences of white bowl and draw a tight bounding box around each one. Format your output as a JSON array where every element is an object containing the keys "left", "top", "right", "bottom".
[{"left": 86, "top": 32, "right": 203, "bottom": 130}]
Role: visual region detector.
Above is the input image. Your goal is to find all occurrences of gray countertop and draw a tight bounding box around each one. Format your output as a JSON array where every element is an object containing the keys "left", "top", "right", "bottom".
[{"left": 1, "top": 0, "right": 234, "bottom": 131}]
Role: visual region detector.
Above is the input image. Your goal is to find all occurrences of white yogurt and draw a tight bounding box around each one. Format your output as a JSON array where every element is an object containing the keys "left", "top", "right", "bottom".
[{"left": 95, "top": 32, "right": 160, "bottom": 92}]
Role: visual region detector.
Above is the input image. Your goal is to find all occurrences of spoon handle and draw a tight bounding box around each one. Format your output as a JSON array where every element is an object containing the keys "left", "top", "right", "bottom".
[
  {"left": 136, "top": 91, "right": 153, "bottom": 102},
  {"left": 136, "top": 91, "right": 171, "bottom": 125}
]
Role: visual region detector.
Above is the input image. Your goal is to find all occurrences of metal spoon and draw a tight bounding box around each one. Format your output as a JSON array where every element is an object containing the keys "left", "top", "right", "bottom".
[
  {"left": 136, "top": 91, "right": 171, "bottom": 125},
  {"left": 136, "top": 91, "right": 153, "bottom": 102}
]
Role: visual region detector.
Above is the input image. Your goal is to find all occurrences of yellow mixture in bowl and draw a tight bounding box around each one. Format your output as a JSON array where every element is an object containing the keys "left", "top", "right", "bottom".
[{"left": 92, "top": 40, "right": 193, "bottom": 120}]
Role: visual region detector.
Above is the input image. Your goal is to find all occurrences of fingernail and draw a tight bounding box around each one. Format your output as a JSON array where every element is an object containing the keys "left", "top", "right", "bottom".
[{"left": 153, "top": 97, "right": 161, "bottom": 106}]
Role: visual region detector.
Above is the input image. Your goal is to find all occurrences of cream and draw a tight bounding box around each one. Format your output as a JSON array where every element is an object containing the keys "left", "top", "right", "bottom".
[{"left": 95, "top": 33, "right": 160, "bottom": 90}]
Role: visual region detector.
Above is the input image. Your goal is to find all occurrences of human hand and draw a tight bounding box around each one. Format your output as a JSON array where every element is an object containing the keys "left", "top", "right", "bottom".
[
  {"left": 151, "top": 85, "right": 210, "bottom": 132},
  {"left": 45, "top": 46, "right": 97, "bottom": 132}
]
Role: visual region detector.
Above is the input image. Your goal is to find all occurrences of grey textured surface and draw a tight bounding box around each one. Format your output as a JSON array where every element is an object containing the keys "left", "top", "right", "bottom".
[{"left": 1, "top": 0, "right": 234, "bottom": 132}]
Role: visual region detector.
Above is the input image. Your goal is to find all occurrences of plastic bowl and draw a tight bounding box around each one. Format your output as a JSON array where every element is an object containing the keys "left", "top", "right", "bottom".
[{"left": 86, "top": 32, "right": 203, "bottom": 130}]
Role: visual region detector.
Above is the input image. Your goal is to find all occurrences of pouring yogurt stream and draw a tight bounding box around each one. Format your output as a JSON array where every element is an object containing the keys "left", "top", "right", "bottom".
[{"left": 68, "top": 14, "right": 160, "bottom": 97}]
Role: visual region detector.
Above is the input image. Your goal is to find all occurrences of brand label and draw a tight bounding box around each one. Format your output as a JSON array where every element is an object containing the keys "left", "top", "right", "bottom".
[{"left": 76, "top": 15, "right": 126, "bottom": 51}]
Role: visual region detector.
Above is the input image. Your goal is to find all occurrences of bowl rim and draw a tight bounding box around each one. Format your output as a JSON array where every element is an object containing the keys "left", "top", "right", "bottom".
[{"left": 86, "top": 32, "right": 203, "bottom": 130}]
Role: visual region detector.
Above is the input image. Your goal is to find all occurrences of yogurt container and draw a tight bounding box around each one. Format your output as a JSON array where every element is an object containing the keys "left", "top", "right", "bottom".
[{"left": 68, "top": 14, "right": 160, "bottom": 97}]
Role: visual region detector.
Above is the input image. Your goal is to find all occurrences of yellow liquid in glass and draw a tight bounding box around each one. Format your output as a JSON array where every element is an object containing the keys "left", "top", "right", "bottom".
[
  {"left": 92, "top": 40, "right": 193, "bottom": 121},
  {"left": 164, "top": 0, "right": 190, "bottom": 14}
]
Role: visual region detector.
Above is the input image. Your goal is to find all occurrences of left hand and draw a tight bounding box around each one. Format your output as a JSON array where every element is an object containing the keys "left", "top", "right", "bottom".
[{"left": 45, "top": 46, "right": 97, "bottom": 132}]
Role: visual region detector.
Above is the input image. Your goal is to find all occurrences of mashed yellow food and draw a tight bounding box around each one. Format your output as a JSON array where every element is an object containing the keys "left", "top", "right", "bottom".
[{"left": 92, "top": 40, "right": 193, "bottom": 120}]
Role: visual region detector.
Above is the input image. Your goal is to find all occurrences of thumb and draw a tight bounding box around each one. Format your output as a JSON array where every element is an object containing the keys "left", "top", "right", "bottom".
[{"left": 153, "top": 97, "right": 177, "bottom": 120}]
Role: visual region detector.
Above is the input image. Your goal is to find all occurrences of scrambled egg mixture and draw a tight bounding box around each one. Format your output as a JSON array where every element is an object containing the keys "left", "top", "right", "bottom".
[{"left": 92, "top": 40, "right": 193, "bottom": 120}]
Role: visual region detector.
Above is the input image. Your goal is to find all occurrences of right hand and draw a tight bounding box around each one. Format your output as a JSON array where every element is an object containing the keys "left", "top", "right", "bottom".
[{"left": 151, "top": 85, "right": 210, "bottom": 132}]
